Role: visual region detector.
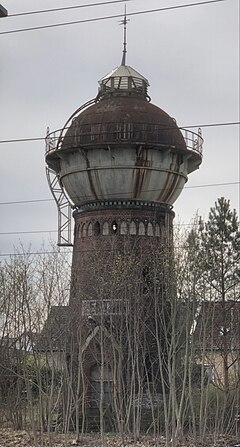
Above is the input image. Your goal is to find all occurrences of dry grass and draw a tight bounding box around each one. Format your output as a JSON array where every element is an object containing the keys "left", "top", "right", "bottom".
[{"left": 0, "top": 431, "right": 239, "bottom": 447}]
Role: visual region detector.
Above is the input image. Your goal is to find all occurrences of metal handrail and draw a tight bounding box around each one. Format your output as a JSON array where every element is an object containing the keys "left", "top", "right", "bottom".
[{"left": 46, "top": 124, "right": 203, "bottom": 157}]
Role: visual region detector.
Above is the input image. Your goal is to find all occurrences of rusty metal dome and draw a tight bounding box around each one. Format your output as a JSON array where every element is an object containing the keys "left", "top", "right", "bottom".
[{"left": 59, "top": 96, "right": 187, "bottom": 153}]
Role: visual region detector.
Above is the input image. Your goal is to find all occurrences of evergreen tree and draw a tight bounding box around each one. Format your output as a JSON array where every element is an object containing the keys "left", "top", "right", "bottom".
[
  {"left": 199, "top": 197, "right": 240, "bottom": 296},
  {"left": 198, "top": 197, "right": 240, "bottom": 392}
]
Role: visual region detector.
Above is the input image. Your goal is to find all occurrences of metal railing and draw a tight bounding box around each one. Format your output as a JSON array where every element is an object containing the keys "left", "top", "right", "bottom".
[{"left": 45, "top": 123, "right": 203, "bottom": 157}]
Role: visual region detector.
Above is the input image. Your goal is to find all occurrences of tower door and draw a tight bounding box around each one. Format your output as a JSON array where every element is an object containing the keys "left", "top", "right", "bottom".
[{"left": 90, "top": 364, "right": 113, "bottom": 408}]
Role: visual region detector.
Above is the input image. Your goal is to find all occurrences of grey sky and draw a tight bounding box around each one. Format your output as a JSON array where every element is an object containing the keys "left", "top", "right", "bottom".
[{"left": 0, "top": 0, "right": 239, "bottom": 255}]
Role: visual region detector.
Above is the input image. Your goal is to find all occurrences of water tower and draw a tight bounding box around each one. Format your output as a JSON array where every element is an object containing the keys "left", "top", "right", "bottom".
[{"left": 45, "top": 18, "right": 203, "bottom": 419}]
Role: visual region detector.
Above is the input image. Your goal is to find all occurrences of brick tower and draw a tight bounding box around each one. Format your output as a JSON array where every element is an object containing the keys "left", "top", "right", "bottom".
[{"left": 45, "top": 20, "right": 203, "bottom": 429}]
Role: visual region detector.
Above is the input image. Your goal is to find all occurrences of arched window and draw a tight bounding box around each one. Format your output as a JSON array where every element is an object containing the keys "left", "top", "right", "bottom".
[
  {"left": 103, "top": 222, "right": 109, "bottom": 235},
  {"left": 147, "top": 222, "right": 154, "bottom": 236},
  {"left": 129, "top": 221, "right": 137, "bottom": 235},
  {"left": 87, "top": 222, "right": 93, "bottom": 237},
  {"left": 82, "top": 223, "right": 87, "bottom": 238},
  {"left": 155, "top": 224, "right": 160, "bottom": 237},
  {"left": 120, "top": 221, "right": 128, "bottom": 235},
  {"left": 94, "top": 221, "right": 100, "bottom": 236},
  {"left": 139, "top": 222, "right": 145, "bottom": 236},
  {"left": 77, "top": 224, "right": 81, "bottom": 238}
]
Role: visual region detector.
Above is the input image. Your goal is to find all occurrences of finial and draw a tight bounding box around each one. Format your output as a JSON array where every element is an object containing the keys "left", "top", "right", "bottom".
[{"left": 120, "top": 5, "right": 129, "bottom": 66}]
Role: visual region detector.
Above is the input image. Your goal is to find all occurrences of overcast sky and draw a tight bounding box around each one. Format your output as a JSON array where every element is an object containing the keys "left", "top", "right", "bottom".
[{"left": 0, "top": 0, "right": 239, "bottom": 256}]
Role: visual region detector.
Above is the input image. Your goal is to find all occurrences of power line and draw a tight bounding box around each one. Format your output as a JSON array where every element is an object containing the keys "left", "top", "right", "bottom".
[
  {"left": 0, "top": 137, "right": 45, "bottom": 144},
  {"left": 7, "top": 0, "right": 135, "bottom": 18},
  {"left": 0, "top": 250, "right": 72, "bottom": 258},
  {"left": 0, "top": 225, "right": 187, "bottom": 237},
  {"left": 1, "top": 233, "right": 239, "bottom": 257},
  {"left": 0, "top": 121, "right": 239, "bottom": 145},
  {"left": 0, "top": 199, "right": 53, "bottom": 206},
  {"left": 0, "top": 182, "right": 239, "bottom": 208},
  {"left": 0, "top": 182, "right": 238, "bottom": 207},
  {"left": 0, "top": 220, "right": 222, "bottom": 236},
  {"left": 0, "top": 0, "right": 226, "bottom": 35},
  {"left": 0, "top": 230, "right": 57, "bottom": 236},
  {"left": 0, "top": 246, "right": 216, "bottom": 257}
]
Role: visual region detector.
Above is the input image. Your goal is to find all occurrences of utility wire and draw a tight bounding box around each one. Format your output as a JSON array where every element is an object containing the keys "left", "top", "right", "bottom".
[
  {"left": 7, "top": 0, "right": 135, "bottom": 18},
  {"left": 0, "top": 0, "right": 226, "bottom": 35},
  {"left": 0, "top": 199, "right": 53, "bottom": 206},
  {"left": 1, "top": 233, "right": 239, "bottom": 257},
  {"left": 0, "top": 182, "right": 239, "bottom": 207},
  {"left": 0, "top": 230, "right": 57, "bottom": 236},
  {"left": 0, "top": 251, "right": 70, "bottom": 257},
  {"left": 0, "top": 221, "right": 205, "bottom": 236},
  {"left": 0, "top": 121, "right": 239, "bottom": 145}
]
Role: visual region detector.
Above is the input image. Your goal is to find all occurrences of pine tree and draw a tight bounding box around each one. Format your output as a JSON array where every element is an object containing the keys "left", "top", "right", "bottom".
[{"left": 198, "top": 197, "right": 240, "bottom": 392}]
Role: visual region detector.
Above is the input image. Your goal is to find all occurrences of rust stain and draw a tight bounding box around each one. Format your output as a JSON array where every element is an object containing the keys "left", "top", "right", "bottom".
[
  {"left": 167, "top": 175, "right": 182, "bottom": 204},
  {"left": 159, "top": 153, "right": 182, "bottom": 202},
  {"left": 159, "top": 171, "right": 180, "bottom": 203},
  {"left": 83, "top": 151, "right": 98, "bottom": 200},
  {"left": 92, "top": 169, "right": 104, "bottom": 200},
  {"left": 133, "top": 147, "right": 152, "bottom": 198}
]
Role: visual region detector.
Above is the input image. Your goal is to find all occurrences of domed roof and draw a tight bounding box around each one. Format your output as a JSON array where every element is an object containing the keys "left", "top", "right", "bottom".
[{"left": 60, "top": 95, "right": 186, "bottom": 152}]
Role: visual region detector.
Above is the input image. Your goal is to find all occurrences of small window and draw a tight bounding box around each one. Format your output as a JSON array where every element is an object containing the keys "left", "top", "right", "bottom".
[
  {"left": 103, "top": 222, "right": 109, "bottom": 235},
  {"left": 147, "top": 222, "right": 154, "bottom": 236},
  {"left": 112, "top": 221, "right": 118, "bottom": 234},
  {"left": 155, "top": 224, "right": 160, "bottom": 237},
  {"left": 94, "top": 221, "right": 100, "bottom": 236},
  {"left": 129, "top": 221, "right": 137, "bottom": 235},
  {"left": 87, "top": 222, "right": 93, "bottom": 237},
  {"left": 82, "top": 223, "right": 87, "bottom": 238},
  {"left": 120, "top": 221, "right": 128, "bottom": 235},
  {"left": 139, "top": 222, "right": 145, "bottom": 236}
]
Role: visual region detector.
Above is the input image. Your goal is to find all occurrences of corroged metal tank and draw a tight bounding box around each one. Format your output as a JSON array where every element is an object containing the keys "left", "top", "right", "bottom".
[{"left": 46, "top": 64, "right": 203, "bottom": 210}]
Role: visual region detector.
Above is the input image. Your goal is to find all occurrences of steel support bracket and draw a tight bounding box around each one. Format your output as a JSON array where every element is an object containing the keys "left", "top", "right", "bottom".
[{"left": 46, "top": 167, "right": 73, "bottom": 247}]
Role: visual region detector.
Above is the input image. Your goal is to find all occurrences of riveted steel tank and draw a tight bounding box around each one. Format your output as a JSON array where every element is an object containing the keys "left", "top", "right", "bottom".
[{"left": 46, "top": 65, "right": 203, "bottom": 208}]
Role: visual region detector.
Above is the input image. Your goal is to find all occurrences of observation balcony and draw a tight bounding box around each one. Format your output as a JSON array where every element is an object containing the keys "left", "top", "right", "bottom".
[{"left": 45, "top": 123, "right": 203, "bottom": 158}]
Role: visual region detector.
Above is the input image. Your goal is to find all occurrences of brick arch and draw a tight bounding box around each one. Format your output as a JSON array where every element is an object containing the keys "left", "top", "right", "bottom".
[
  {"left": 82, "top": 223, "right": 87, "bottom": 237},
  {"left": 139, "top": 221, "right": 146, "bottom": 236},
  {"left": 103, "top": 221, "right": 109, "bottom": 235},
  {"left": 129, "top": 221, "right": 137, "bottom": 235},
  {"left": 120, "top": 221, "right": 128, "bottom": 235},
  {"left": 147, "top": 222, "right": 154, "bottom": 236},
  {"left": 155, "top": 223, "right": 160, "bottom": 237},
  {"left": 93, "top": 221, "right": 101, "bottom": 236},
  {"left": 87, "top": 222, "right": 93, "bottom": 237},
  {"left": 111, "top": 221, "right": 118, "bottom": 234}
]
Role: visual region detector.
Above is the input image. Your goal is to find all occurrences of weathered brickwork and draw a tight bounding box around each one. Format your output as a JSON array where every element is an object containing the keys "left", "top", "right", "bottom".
[{"left": 68, "top": 202, "right": 174, "bottom": 410}]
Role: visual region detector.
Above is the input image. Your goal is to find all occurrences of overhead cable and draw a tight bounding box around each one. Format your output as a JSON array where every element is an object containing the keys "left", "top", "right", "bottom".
[
  {"left": 0, "top": 0, "right": 226, "bottom": 35},
  {"left": 0, "top": 182, "right": 239, "bottom": 207},
  {"left": 7, "top": 0, "right": 135, "bottom": 18},
  {"left": 0, "top": 221, "right": 208, "bottom": 236},
  {"left": 1, "top": 234, "right": 239, "bottom": 258},
  {"left": 0, "top": 121, "right": 239, "bottom": 145}
]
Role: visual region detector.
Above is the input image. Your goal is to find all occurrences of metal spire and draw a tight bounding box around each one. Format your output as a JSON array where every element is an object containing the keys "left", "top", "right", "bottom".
[{"left": 120, "top": 5, "right": 129, "bottom": 66}]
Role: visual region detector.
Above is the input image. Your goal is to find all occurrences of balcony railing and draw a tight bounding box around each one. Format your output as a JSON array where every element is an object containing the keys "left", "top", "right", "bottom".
[{"left": 46, "top": 123, "right": 203, "bottom": 157}]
